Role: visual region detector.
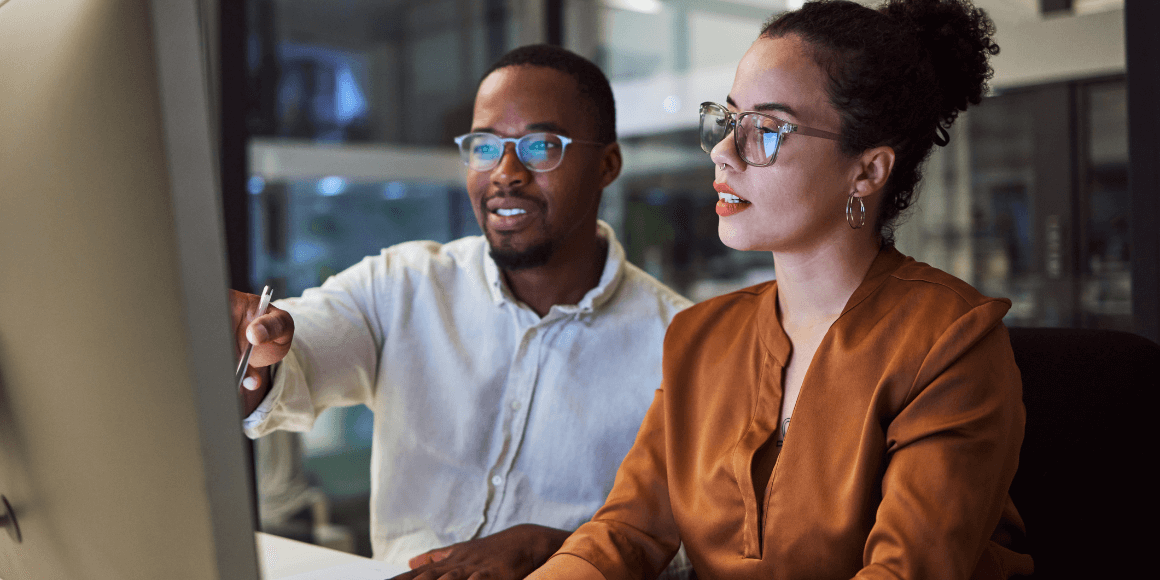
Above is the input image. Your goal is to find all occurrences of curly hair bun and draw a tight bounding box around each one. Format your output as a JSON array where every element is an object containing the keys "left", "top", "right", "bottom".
[
  {"left": 881, "top": 0, "right": 999, "bottom": 130},
  {"left": 758, "top": 0, "right": 1000, "bottom": 244}
]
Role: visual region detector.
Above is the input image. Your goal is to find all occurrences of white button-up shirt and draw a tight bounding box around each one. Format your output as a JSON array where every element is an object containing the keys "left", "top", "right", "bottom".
[{"left": 244, "top": 221, "right": 691, "bottom": 565}]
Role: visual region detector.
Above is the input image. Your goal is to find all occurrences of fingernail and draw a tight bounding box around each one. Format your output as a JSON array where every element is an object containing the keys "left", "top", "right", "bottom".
[
  {"left": 247, "top": 325, "right": 270, "bottom": 344},
  {"left": 243, "top": 376, "right": 259, "bottom": 390}
]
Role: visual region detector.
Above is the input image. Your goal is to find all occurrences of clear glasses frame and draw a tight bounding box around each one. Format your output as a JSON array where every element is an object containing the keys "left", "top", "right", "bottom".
[
  {"left": 699, "top": 102, "right": 842, "bottom": 167},
  {"left": 453, "top": 132, "right": 605, "bottom": 173}
]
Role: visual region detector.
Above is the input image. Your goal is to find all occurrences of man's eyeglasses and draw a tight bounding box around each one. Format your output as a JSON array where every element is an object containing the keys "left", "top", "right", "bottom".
[
  {"left": 699, "top": 102, "right": 841, "bottom": 167},
  {"left": 454, "top": 132, "right": 604, "bottom": 173}
]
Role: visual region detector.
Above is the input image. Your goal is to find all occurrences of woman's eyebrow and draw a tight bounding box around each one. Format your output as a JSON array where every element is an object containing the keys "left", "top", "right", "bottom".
[
  {"left": 725, "top": 95, "right": 798, "bottom": 118},
  {"left": 753, "top": 102, "right": 798, "bottom": 118}
]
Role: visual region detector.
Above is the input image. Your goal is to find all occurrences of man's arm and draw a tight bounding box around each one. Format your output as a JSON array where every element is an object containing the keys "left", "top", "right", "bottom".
[{"left": 391, "top": 524, "right": 573, "bottom": 580}]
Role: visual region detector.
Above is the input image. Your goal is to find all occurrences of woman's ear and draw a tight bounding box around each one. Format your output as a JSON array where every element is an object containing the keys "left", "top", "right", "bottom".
[
  {"left": 851, "top": 145, "right": 895, "bottom": 198},
  {"left": 599, "top": 142, "right": 623, "bottom": 189}
]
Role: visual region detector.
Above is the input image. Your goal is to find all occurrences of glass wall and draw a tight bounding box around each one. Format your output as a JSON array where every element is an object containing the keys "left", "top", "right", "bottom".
[{"left": 891, "top": 77, "right": 1132, "bottom": 332}]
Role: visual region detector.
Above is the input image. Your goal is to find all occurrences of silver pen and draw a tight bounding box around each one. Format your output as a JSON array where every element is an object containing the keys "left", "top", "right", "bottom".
[{"left": 235, "top": 285, "right": 273, "bottom": 390}]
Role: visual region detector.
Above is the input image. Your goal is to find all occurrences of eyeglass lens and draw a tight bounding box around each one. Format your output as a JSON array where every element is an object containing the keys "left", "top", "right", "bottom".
[
  {"left": 699, "top": 103, "right": 784, "bottom": 166},
  {"left": 458, "top": 133, "right": 566, "bottom": 172}
]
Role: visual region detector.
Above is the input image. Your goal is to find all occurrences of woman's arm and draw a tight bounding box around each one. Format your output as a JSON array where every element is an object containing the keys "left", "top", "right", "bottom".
[
  {"left": 550, "top": 388, "right": 684, "bottom": 580},
  {"left": 527, "top": 554, "right": 606, "bottom": 580},
  {"left": 857, "top": 308, "right": 1027, "bottom": 579}
]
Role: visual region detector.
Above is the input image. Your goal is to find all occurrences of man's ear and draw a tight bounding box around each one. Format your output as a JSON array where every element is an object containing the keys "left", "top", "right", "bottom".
[
  {"left": 599, "top": 142, "right": 623, "bottom": 189},
  {"left": 851, "top": 145, "right": 895, "bottom": 199}
]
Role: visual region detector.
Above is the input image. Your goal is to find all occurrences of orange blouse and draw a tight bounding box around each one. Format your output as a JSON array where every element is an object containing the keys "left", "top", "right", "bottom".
[{"left": 554, "top": 248, "right": 1034, "bottom": 579}]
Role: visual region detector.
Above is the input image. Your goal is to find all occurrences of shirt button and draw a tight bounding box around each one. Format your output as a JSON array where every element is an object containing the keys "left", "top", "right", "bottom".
[
  {"left": 491, "top": 475, "right": 503, "bottom": 487},
  {"left": 510, "top": 400, "right": 522, "bottom": 411}
]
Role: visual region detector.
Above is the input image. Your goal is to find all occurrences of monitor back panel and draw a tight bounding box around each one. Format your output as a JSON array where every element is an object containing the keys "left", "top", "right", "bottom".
[{"left": 0, "top": 0, "right": 258, "bottom": 578}]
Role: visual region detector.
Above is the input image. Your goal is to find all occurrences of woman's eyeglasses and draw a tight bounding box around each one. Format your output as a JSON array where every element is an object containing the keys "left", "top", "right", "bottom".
[
  {"left": 453, "top": 132, "right": 604, "bottom": 173},
  {"left": 699, "top": 102, "right": 841, "bottom": 167}
]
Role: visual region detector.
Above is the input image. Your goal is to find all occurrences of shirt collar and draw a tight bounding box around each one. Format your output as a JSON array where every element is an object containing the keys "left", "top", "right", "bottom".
[
  {"left": 757, "top": 245, "right": 909, "bottom": 366},
  {"left": 483, "top": 220, "right": 627, "bottom": 314}
]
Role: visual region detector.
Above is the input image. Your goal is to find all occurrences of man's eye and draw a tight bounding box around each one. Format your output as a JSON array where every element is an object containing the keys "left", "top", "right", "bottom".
[
  {"left": 528, "top": 140, "right": 558, "bottom": 151},
  {"left": 474, "top": 144, "right": 498, "bottom": 155}
]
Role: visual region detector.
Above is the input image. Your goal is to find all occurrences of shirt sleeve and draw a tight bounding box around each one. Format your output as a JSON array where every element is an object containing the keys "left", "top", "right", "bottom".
[
  {"left": 552, "top": 387, "right": 682, "bottom": 580},
  {"left": 243, "top": 255, "right": 388, "bottom": 437},
  {"left": 857, "top": 302, "right": 1028, "bottom": 580}
]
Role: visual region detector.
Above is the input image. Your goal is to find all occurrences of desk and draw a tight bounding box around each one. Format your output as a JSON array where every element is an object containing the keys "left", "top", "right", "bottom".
[{"left": 257, "top": 531, "right": 378, "bottom": 578}]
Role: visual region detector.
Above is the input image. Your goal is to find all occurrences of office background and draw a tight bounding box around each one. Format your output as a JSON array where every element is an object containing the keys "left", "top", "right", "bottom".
[{"left": 218, "top": 0, "right": 1155, "bottom": 557}]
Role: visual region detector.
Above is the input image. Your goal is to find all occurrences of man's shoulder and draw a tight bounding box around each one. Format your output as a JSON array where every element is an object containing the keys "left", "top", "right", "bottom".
[
  {"left": 612, "top": 260, "right": 694, "bottom": 320},
  {"left": 369, "top": 236, "right": 488, "bottom": 276},
  {"left": 382, "top": 235, "right": 484, "bottom": 263}
]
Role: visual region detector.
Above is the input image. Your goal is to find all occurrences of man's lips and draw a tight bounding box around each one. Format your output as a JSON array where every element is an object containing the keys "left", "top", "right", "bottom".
[{"left": 483, "top": 194, "right": 543, "bottom": 231}]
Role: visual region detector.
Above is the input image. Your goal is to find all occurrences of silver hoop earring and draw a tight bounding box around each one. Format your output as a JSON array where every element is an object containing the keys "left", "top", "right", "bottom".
[
  {"left": 846, "top": 194, "right": 866, "bottom": 229},
  {"left": 719, "top": 163, "right": 726, "bottom": 170}
]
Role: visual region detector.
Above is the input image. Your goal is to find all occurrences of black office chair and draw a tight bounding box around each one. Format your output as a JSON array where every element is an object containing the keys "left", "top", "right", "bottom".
[{"left": 1006, "top": 327, "right": 1159, "bottom": 578}]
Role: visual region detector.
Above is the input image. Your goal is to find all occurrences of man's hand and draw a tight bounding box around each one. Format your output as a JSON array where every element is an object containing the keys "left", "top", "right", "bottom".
[
  {"left": 394, "top": 524, "right": 572, "bottom": 580},
  {"left": 230, "top": 289, "right": 294, "bottom": 415}
]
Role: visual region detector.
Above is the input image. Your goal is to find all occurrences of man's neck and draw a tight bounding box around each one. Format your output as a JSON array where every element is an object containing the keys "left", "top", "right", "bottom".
[{"left": 501, "top": 229, "right": 608, "bottom": 318}]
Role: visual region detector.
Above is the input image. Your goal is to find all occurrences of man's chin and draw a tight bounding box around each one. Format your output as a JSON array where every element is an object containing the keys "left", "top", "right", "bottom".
[{"left": 489, "top": 240, "right": 554, "bottom": 271}]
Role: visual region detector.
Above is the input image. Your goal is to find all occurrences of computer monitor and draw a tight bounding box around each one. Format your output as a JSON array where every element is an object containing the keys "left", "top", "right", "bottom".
[{"left": 0, "top": 0, "right": 259, "bottom": 578}]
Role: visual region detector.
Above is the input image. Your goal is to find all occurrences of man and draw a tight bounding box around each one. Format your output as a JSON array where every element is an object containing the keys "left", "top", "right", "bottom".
[{"left": 233, "top": 45, "right": 692, "bottom": 579}]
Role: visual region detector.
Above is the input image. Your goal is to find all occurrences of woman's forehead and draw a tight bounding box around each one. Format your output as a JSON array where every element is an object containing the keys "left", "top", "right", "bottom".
[{"left": 730, "top": 35, "right": 834, "bottom": 121}]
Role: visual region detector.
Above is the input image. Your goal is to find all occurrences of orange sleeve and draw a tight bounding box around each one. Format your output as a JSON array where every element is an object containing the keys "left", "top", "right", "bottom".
[
  {"left": 552, "top": 388, "right": 681, "bottom": 580},
  {"left": 857, "top": 302, "right": 1031, "bottom": 579}
]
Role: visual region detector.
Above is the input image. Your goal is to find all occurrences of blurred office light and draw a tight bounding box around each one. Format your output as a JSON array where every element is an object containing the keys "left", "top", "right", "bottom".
[{"left": 603, "top": 0, "right": 662, "bottom": 14}]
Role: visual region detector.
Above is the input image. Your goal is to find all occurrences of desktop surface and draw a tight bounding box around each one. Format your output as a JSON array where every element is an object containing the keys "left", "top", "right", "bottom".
[{"left": 258, "top": 532, "right": 406, "bottom": 579}]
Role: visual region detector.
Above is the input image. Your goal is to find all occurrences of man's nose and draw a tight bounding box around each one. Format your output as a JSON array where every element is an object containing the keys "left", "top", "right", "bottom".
[{"left": 490, "top": 143, "right": 529, "bottom": 188}]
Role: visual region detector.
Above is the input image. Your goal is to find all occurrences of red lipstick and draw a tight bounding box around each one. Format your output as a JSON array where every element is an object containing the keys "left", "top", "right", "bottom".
[{"left": 713, "top": 182, "right": 751, "bottom": 217}]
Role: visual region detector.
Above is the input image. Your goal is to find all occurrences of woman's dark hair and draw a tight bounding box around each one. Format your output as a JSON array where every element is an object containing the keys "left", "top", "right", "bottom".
[{"left": 762, "top": 0, "right": 998, "bottom": 245}]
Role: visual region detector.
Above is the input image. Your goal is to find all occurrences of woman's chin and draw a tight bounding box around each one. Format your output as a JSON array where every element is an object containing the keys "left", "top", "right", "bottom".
[{"left": 718, "top": 222, "right": 771, "bottom": 252}]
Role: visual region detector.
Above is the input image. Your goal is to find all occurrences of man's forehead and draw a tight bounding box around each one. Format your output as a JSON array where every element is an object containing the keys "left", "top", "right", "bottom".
[{"left": 472, "top": 65, "right": 592, "bottom": 137}]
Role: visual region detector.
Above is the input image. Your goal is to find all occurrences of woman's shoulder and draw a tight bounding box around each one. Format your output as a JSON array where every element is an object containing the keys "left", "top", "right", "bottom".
[
  {"left": 852, "top": 251, "right": 1012, "bottom": 343},
  {"left": 662, "top": 280, "right": 779, "bottom": 355},
  {"left": 888, "top": 256, "right": 1006, "bottom": 311},
  {"left": 671, "top": 279, "right": 776, "bottom": 329}
]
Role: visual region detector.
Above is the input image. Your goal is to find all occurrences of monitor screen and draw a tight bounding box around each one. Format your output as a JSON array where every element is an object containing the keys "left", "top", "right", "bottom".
[{"left": 0, "top": 0, "right": 259, "bottom": 578}]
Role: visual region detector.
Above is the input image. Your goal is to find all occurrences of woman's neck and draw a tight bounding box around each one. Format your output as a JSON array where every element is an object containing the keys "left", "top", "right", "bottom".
[{"left": 772, "top": 237, "right": 882, "bottom": 331}]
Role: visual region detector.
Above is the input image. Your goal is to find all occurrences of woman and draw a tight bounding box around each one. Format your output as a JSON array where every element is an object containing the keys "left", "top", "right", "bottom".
[{"left": 528, "top": 1, "right": 1033, "bottom": 579}]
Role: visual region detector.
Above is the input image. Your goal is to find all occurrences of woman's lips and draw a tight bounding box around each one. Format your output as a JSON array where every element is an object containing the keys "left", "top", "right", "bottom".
[{"left": 713, "top": 182, "right": 751, "bottom": 217}]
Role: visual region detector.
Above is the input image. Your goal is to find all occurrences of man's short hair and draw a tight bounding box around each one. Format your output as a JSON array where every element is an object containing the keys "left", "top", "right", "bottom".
[{"left": 482, "top": 44, "right": 617, "bottom": 144}]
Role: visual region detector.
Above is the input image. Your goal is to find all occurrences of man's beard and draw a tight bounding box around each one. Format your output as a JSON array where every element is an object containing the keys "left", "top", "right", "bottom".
[{"left": 489, "top": 238, "right": 554, "bottom": 271}]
